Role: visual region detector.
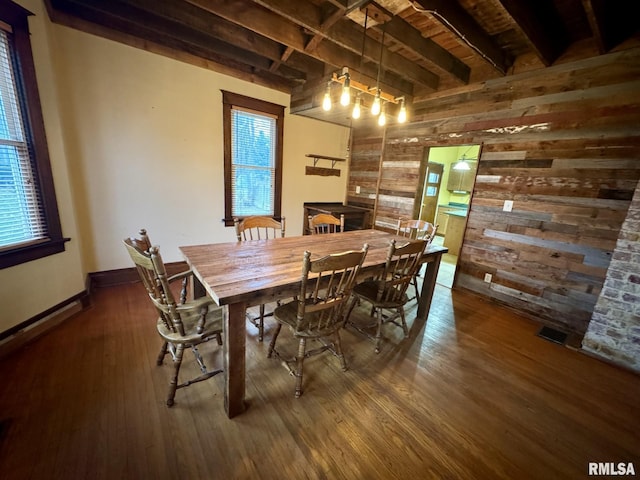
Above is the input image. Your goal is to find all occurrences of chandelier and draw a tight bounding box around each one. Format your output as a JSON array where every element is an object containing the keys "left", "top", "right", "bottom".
[
  {"left": 321, "top": 6, "right": 408, "bottom": 126},
  {"left": 322, "top": 69, "right": 407, "bottom": 126}
]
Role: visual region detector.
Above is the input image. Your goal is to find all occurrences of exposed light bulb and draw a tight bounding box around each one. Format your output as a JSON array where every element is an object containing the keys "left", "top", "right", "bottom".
[
  {"left": 340, "top": 75, "right": 351, "bottom": 106},
  {"left": 398, "top": 99, "right": 407, "bottom": 123},
  {"left": 322, "top": 83, "right": 332, "bottom": 111},
  {"left": 371, "top": 90, "right": 381, "bottom": 116},
  {"left": 352, "top": 95, "right": 361, "bottom": 119},
  {"left": 322, "top": 93, "right": 332, "bottom": 111},
  {"left": 377, "top": 104, "right": 386, "bottom": 126},
  {"left": 340, "top": 90, "right": 350, "bottom": 106}
]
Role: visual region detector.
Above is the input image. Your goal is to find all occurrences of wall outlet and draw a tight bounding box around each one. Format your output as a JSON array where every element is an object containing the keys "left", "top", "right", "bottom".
[
  {"left": 484, "top": 273, "right": 492, "bottom": 283},
  {"left": 355, "top": 185, "right": 361, "bottom": 194},
  {"left": 503, "top": 200, "right": 513, "bottom": 212}
]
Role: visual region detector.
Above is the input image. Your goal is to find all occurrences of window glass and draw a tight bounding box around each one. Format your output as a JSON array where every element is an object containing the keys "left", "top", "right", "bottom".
[
  {"left": 426, "top": 186, "right": 438, "bottom": 197},
  {"left": 222, "top": 91, "right": 283, "bottom": 226},
  {"left": 231, "top": 109, "right": 276, "bottom": 217},
  {"left": 427, "top": 172, "right": 440, "bottom": 183},
  {"left": 0, "top": 1, "right": 66, "bottom": 269},
  {"left": 0, "top": 30, "right": 47, "bottom": 249}
]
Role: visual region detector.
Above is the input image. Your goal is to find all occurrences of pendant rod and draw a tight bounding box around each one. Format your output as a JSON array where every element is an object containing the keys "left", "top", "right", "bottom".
[
  {"left": 359, "top": 8, "right": 368, "bottom": 70},
  {"left": 375, "top": 23, "right": 386, "bottom": 91}
]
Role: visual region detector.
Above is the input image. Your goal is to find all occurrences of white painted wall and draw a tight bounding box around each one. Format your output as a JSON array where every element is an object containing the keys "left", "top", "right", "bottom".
[
  {"left": 0, "top": 0, "right": 349, "bottom": 333},
  {"left": 54, "top": 25, "right": 349, "bottom": 270},
  {"left": 0, "top": 0, "right": 84, "bottom": 334}
]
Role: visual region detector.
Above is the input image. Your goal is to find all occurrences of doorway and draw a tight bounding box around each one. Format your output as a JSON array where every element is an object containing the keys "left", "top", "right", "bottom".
[{"left": 418, "top": 144, "right": 480, "bottom": 287}]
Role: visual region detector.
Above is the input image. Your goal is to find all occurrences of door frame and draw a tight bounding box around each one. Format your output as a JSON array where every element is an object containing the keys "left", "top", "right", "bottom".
[{"left": 415, "top": 143, "right": 483, "bottom": 288}]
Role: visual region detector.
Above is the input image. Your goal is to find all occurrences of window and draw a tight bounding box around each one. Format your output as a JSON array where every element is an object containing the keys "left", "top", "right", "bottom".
[
  {"left": 222, "top": 91, "right": 283, "bottom": 226},
  {"left": 0, "top": 1, "right": 66, "bottom": 269}
]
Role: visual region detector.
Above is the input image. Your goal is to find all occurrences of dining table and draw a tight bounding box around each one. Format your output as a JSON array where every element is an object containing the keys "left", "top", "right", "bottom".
[{"left": 180, "top": 229, "right": 448, "bottom": 418}]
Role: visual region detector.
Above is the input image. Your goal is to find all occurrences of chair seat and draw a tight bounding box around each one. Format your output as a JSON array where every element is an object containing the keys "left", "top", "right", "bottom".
[
  {"left": 268, "top": 245, "right": 368, "bottom": 398},
  {"left": 352, "top": 281, "right": 409, "bottom": 308},
  {"left": 156, "top": 302, "right": 223, "bottom": 344},
  {"left": 274, "top": 299, "right": 345, "bottom": 338}
]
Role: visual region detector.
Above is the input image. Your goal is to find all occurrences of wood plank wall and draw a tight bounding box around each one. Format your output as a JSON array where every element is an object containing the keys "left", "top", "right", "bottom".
[
  {"left": 347, "top": 46, "right": 640, "bottom": 336},
  {"left": 348, "top": 133, "right": 385, "bottom": 213}
]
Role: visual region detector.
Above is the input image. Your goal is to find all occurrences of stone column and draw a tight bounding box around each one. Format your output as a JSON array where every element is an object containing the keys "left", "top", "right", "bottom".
[{"left": 582, "top": 181, "right": 640, "bottom": 372}]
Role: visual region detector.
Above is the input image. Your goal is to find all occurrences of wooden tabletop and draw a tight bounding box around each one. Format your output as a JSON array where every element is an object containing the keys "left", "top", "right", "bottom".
[
  {"left": 180, "top": 228, "right": 448, "bottom": 418},
  {"left": 180, "top": 229, "right": 447, "bottom": 307}
]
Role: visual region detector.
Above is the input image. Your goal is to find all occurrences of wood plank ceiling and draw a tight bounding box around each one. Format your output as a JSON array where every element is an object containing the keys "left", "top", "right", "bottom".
[{"left": 45, "top": 0, "right": 638, "bottom": 127}]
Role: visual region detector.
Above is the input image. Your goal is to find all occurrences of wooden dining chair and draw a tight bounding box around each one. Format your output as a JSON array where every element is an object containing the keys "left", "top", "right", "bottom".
[
  {"left": 128, "top": 228, "right": 191, "bottom": 304},
  {"left": 396, "top": 218, "right": 438, "bottom": 242},
  {"left": 345, "top": 239, "right": 426, "bottom": 353},
  {"left": 396, "top": 219, "right": 438, "bottom": 303},
  {"left": 234, "top": 215, "right": 285, "bottom": 241},
  {"left": 233, "top": 216, "right": 286, "bottom": 341},
  {"left": 124, "top": 233, "right": 223, "bottom": 407},
  {"left": 268, "top": 243, "right": 369, "bottom": 398},
  {"left": 308, "top": 213, "right": 345, "bottom": 234}
]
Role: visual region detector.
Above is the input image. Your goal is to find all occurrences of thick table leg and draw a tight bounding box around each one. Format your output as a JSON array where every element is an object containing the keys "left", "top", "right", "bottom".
[
  {"left": 224, "top": 302, "right": 247, "bottom": 418},
  {"left": 417, "top": 254, "right": 444, "bottom": 320}
]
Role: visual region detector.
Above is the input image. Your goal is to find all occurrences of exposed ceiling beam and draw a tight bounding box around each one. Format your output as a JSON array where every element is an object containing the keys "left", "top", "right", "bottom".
[
  {"left": 324, "top": 0, "right": 369, "bottom": 9},
  {"left": 325, "top": 18, "right": 439, "bottom": 89},
  {"left": 46, "top": 0, "right": 297, "bottom": 91},
  {"left": 410, "top": 0, "right": 511, "bottom": 75},
  {"left": 299, "top": 0, "right": 470, "bottom": 88},
  {"left": 50, "top": 0, "right": 308, "bottom": 85},
  {"left": 495, "top": 0, "right": 568, "bottom": 66},
  {"left": 378, "top": 15, "right": 470, "bottom": 84},
  {"left": 188, "top": 0, "right": 415, "bottom": 97},
  {"left": 250, "top": 0, "right": 439, "bottom": 90},
  {"left": 270, "top": 46, "right": 295, "bottom": 73},
  {"left": 112, "top": 0, "right": 318, "bottom": 82},
  {"left": 124, "top": 0, "right": 324, "bottom": 78},
  {"left": 581, "top": 0, "right": 637, "bottom": 54},
  {"left": 581, "top": 0, "right": 606, "bottom": 54},
  {"left": 303, "top": 4, "right": 349, "bottom": 54}
]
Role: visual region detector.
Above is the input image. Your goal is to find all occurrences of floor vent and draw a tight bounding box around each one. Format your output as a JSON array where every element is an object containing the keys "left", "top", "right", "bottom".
[{"left": 537, "top": 326, "right": 568, "bottom": 345}]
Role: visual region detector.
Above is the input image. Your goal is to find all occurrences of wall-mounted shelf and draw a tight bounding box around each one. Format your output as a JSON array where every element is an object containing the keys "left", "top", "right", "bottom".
[{"left": 305, "top": 153, "right": 346, "bottom": 177}]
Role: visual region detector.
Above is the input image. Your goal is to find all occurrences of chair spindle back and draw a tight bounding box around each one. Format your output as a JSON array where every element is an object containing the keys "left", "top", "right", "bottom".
[
  {"left": 294, "top": 245, "right": 369, "bottom": 334},
  {"left": 234, "top": 216, "right": 285, "bottom": 241},
  {"left": 123, "top": 238, "right": 185, "bottom": 336},
  {"left": 376, "top": 239, "right": 426, "bottom": 304},
  {"left": 308, "top": 213, "right": 345, "bottom": 234},
  {"left": 396, "top": 219, "right": 438, "bottom": 244}
]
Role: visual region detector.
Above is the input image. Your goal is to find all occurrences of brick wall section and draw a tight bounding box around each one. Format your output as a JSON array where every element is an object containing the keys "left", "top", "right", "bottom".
[{"left": 582, "top": 181, "right": 640, "bottom": 372}]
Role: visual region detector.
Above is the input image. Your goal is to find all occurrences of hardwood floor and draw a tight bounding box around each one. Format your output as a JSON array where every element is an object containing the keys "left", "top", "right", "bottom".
[
  {"left": 433, "top": 235, "right": 457, "bottom": 288},
  {"left": 1, "top": 282, "right": 638, "bottom": 479}
]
